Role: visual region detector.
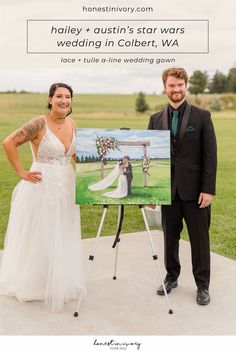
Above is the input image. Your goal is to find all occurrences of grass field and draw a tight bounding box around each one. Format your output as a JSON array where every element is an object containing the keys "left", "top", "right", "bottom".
[
  {"left": 0, "top": 92, "right": 236, "bottom": 260},
  {"left": 76, "top": 160, "right": 171, "bottom": 205}
]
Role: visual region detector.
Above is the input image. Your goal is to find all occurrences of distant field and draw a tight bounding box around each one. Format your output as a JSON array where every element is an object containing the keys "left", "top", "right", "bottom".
[{"left": 0, "top": 92, "right": 236, "bottom": 260}]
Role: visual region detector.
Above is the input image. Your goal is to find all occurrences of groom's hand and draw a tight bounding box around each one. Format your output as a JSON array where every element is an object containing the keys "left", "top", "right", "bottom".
[{"left": 147, "top": 205, "right": 156, "bottom": 209}]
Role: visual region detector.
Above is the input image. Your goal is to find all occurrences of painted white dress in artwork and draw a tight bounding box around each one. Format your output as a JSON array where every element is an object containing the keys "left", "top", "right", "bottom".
[
  {"left": 88, "top": 163, "right": 128, "bottom": 198},
  {"left": 0, "top": 124, "right": 86, "bottom": 312}
]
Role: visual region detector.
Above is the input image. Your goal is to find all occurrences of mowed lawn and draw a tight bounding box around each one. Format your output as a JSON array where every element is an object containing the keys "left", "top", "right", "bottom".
[{"left": 0, "top": 93, "right": 235, "bottom": 260}]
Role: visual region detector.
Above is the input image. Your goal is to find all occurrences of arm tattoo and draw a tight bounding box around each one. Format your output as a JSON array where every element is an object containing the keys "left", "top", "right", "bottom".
[{"left": 13, "top": 116, "right": 45, "bottom": 146}]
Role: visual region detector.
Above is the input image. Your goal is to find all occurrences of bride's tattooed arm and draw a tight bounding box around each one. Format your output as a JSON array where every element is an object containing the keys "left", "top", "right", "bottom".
[
  {"left": 3, "top": 117, "right": 45, "bottom": 181},
  {"left": 11, "top": 116, "right": 45, "bottom": 146}
]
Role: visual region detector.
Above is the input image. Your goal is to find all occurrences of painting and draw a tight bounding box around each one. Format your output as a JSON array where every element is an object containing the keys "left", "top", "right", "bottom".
[{"left": 76, "top": 128, "right": 171, "bottom": 205}]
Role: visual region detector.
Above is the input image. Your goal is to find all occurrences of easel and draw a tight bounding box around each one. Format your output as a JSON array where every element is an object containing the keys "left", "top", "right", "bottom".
[{"left": 73, "top": 204, "right": 174, "bottom": 317}]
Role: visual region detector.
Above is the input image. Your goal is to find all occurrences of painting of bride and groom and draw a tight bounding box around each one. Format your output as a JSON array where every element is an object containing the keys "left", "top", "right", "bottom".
[{"left": 76, "top": 128, "right": 171, "bottom": 205}]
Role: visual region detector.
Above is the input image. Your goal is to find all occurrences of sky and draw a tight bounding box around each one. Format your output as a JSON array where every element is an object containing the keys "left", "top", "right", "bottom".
[
  {"left": 0, "top": 0, "right": 236, "bottom": 93},
  {"left": 76, "top": 128, "right": 170, "bottom": 159}
]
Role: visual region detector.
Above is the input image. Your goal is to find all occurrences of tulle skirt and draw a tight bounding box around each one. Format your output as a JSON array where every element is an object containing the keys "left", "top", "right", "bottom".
[
  {"left": 0, "top": 161, "right": 86, "bottom": 312},
  {"left": 103, "top": 175, "right": 128, "bottom": 198}
]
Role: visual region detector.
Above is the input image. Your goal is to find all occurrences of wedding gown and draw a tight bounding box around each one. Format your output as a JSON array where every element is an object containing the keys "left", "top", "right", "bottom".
[
  {"left": 0, "top": 123, "right": 86, "bottom": 312},
  {"left": 88, "top": 163, "right": 128, "bottom": 198},
  {"left": 103, "top": 174, "right": 128, "bottom": 198},
  {"left": 88, "top": 163, "right": 120, "bottom": 191}
]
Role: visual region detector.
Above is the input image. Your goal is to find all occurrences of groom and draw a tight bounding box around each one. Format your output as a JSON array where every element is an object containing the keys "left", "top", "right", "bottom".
[
  {"left": 123, "top": 156, "right": 133, "bottom": 196},
  {"left": 148, "top": 67, "right": 217, "bottom": 305}
]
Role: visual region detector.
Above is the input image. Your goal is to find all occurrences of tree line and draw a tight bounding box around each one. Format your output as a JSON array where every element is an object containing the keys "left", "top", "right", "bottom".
[
  {"left": 189, "top": 68, "right": 236, "bottom": 94},
  {"left": 76, "top": 155, "right": 100, "bottom": 163}
]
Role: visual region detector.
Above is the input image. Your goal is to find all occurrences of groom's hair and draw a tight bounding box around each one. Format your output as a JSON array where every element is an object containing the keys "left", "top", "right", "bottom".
[
  {"left": 123, "top": 156, "right": 130, "bottom": 160},
  {"left": 162, "top": 67, "right": 188, "bottom": 85}
]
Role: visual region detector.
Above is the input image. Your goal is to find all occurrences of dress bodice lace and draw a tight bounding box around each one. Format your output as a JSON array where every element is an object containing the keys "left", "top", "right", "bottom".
[{"left": 30, "top": 125, "right": 75, "bottom": 165}]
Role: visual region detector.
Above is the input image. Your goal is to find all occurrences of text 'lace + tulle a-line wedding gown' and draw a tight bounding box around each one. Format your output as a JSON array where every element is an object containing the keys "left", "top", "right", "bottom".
[{"left": 0, "top": 124, "right": 86, "bottom": 312}]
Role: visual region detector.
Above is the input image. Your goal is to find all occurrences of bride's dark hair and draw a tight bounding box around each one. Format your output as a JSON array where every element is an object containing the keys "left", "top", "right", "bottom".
[{"left": 47, "top": 83, "right": 73, "bottom": 116}]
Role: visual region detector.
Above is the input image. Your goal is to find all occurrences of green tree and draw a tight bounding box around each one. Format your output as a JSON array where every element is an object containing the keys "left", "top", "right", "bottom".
[
  {"left": 135, "top": 91, "right": 149, "bottom": 113},
  {"left": 227, "top": 68, "right": 236, "bottom": 93},
  {"left": 188, "top": 70, "right": 208, "bottom": 94},
  {"left": 209, "top": 70, "right": 227, "bottom": 93},
  {"left": 211, "top": 98, "right": 222, "bottom": 111}
]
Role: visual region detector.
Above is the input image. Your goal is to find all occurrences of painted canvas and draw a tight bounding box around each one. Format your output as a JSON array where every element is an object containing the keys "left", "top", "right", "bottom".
[{"left": 76, "top": 128, "right": 171, "bottom": 205}]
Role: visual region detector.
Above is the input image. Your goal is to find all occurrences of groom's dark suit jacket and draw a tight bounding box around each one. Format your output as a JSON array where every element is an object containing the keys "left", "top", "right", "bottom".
[
  {"left": 124, "top": 163, "right": 133, "bottom": 195},
  {"left": 148, "top": 102, "right": 217, "bottom": 200}
]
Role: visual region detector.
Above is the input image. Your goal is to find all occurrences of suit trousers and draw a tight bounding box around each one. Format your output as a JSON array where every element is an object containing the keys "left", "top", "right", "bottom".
[{"left": 161, "top": 193, "right": 211, "bottom": 290}]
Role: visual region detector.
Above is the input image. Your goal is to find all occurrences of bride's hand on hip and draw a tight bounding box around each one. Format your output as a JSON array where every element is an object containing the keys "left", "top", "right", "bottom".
[{"left": 19, "top": 170, "right": 42, "bottom": 183}]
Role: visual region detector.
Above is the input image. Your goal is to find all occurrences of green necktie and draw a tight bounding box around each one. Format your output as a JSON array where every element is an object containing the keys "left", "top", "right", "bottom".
[{"left": 171, "top": 110, "right": 179, "bottom": 136}]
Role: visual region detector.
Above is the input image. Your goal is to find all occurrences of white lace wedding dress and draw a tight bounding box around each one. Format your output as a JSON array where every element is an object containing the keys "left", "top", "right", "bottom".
[
  {"left": 103, "top": 174, "right": 128, "bottom": 198},
  {"left": 0, "top": 123, "right": 86, "bottom": 312},
  {"left": 88, "top": 163, "right": 128, "bottom": 198},
  {"left": 88, "top": 163, "right": 120, "bottom": 191}
]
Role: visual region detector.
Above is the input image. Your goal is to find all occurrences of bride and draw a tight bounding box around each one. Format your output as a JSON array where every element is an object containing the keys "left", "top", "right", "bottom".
[
  {"left": 0, "top": 83, "right": 86, "bottom": 312},
  {"left": 89, "top": 161, "right": 128, "bottom": 198}
]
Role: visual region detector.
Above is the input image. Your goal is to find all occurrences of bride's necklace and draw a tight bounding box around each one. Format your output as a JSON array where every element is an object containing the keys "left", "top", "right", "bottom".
[
  {"left": 48, "top": 116, "right": 66, "bottom": 130},
  {"left": 56, "top": 124, "right": 63, "bottom": 130}
]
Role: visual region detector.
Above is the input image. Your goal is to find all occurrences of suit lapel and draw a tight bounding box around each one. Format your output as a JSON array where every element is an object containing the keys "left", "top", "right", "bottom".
[
  {"left": 177, "top": 103, "right": 191, "bottom": 151},
  {"left": 162, "top": 107, "right": 169, "bottom": 129},
  {"left": 160, "top": 107, "right": 174, "bottom": 154}
]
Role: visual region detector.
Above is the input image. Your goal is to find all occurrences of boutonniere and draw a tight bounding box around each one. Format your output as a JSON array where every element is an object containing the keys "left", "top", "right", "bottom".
[{"left": 185, "top": 126, "right": 196, "bottom": 133}]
